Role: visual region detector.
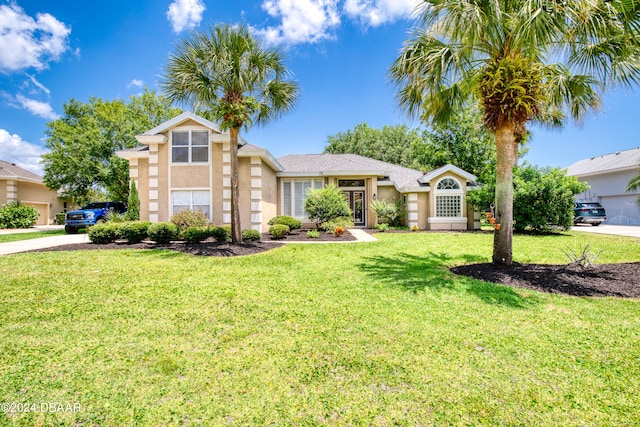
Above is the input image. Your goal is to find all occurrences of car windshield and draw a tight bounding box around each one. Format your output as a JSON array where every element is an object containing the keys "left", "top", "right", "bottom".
[
  {"left": 581, "top": 203, "right": 602, "bottom": 208},
  {"left": 81, "top": 202, "right": 108, "bottom": 209}
]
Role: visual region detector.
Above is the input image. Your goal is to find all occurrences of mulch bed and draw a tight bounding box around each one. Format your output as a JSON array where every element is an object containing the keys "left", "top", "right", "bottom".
[
  {"left": 451, "top": 262, "right": 640, "bottom": 298},
  {"left": 262, "top": 229, "right": 356, "bottom": 242}
]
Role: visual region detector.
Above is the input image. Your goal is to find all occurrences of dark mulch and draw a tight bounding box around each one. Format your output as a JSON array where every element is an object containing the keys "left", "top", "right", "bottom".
[
  {"left": 262, "top": 229, "right": 356, "bottom": 242},
  {"left": 451, "top": 262, "right": 640, "bottom": 298}
]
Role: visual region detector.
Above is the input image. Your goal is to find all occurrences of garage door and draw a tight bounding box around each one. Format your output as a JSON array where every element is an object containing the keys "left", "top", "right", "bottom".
[
  {"left": 22, "top": 202, "right": 48, "bottom": 225},
  {"left": 600, "top": 195, "right": 640, "bottom": 225}
]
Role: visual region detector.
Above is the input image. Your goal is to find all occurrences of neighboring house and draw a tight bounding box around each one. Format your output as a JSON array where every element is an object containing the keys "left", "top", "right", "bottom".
[
  {"left": 0, "top": 160, "right": 70, "bottom": 225},
  {"left": 567, "top": 147, "right": 640, "bottom": 225},
  {"left": 117, "top": 112, "right": 480, "bottom": 231}
]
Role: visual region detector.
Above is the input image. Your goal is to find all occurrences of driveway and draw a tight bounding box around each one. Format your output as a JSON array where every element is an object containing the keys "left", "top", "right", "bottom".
[
  {"left": 0, "top": 232, "right": 88, "bottom": 256},
  {"left": 571, "top": 224, "right": 640, "bottom": 238}
]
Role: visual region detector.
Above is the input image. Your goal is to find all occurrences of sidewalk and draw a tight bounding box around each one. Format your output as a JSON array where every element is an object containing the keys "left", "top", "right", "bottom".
[
  {"left": 571, "top": 224, "right": 640, "bottom": 238},
  {"left": 0, "top": 233, "right": 89, "bottom": 256},
  {"left": 0, "top": 225, "right": 65, "bottom": 235}
]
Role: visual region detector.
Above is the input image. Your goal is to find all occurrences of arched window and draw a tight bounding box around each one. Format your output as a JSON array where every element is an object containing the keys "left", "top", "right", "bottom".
[{"left": 435, "top": 177, "right": 462, "bottom": 217}]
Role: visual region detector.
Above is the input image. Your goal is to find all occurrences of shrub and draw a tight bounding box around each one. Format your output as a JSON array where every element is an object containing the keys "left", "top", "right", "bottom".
[
  {"left": 88, "top": 222, "right": 120, "bottom": 244},
  {"left": 268, "top": 215, "right": 302, "bottom": 231},
  {"left": 307, "top": 229, "right": 320, "bottom": 238},
  {"left": 320, "top": 216, "right": 354, "bottom": 232},
  {"left": 0, "top": 202, "right": 39, "bottom": 229},
  {"left": 55, "top": 212, "right": 66, "bottom": 225},
  {"left": 242, "top": 229, "right": 262, "bottom": 241},
  {"left": 124, "top": 180, "right": 140, "bottom": 221},
  {"left": 269, "top": 224, "right": 289, "bottom": 239},
  {"left": 183, "top": 226, "right": 210, "bottom": 243},
  {"left": 170, "top": 209, "right": 208, "bottom": 231},
  {"left": 148, "top": 222, "right": 179, "bottom": 244},
  {"left": 209, "top": 226, "right": 229, "bottom": 243},
  {"left": 304, "top": 184, "right": 352, "bottom": 226},
  {"left": 105, "top": 210, "right": 126, "bottom": 223},
  {"left": 370, "top": 199, "right": 405, "bottom": 226},
  {"left": 119, "top": 221, "right": 151, "bottom": 243},
  {"left": 334, "top": 226, "right": 345, "bottom": 237},
  {"left": 375, "top": 223, "right": 390, "bottom": 232},
  {"left": 220, "top": 225, "right": 232, "bottom": 239}
]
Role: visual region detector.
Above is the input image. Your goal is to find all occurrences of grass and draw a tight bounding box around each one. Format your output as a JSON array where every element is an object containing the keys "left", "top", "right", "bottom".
[
  {"left": 1, "top": 231, "right": 639, "bottom": 426},
  {"left": 0, "top": 230, "right": 66, "bottom": 243}
]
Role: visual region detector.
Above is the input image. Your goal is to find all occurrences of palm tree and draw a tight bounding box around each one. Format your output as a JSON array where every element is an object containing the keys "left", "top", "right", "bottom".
[
  {"left": 162, "top": 24, "right": 299, "bottom": 242},
  {"left": 391, "top": 0, "right": 640, "bottom": 265},
  {"left": 627, "top": 167, "right": 640, "bottom": 207}
]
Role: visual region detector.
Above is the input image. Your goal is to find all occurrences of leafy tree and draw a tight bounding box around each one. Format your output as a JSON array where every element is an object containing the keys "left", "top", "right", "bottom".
[
  {"left": 162, "top": 24, "right": 298, "bottom": 242},
  {"left": 469, "top": 164, "right": 589, "bottom": 233},
  {"left": 391, "top": 0, "right": 640, "bottom": 265},
  {"left": 304, "top": 184, "right": 352, "bottom": 227},
  {"left": 124, "top": 180, "right": 140, "bottom": 221},
  {"left": 42, "top": 89, "right": 181, "bottom": 206}
]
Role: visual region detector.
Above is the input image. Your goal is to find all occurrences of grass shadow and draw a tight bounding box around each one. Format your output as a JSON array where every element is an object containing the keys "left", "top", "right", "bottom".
[{"left": 464, "top": 279, "right": 540, "bottom": 308}]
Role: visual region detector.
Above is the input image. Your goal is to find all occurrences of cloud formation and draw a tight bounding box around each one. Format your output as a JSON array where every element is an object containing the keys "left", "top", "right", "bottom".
[
  {"left": 0, "top": 2, "right": 71, "bottom": 73},
  {"left": 253, "top": 0, "right": 419, "bottom": 46},
  {"left": 127, "top": 79, "right": 144, "bottom": 89},
  {"left": 167, "top": 0, "right": 206, "bottom": 33},
  {"left": 15, "top": 95, "right": 59, "bottom": 120},
  {"left": 0, "top": 129, "right": 47, "bottom": 175}
]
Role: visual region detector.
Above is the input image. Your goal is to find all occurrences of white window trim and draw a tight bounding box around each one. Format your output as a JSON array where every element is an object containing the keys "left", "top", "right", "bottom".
[
  {"left": 170, "top": 128, "right": 210, "bottom": 165},
  {"left": 281, "top": 178, "right": 324, "bottom": 220},
  {"left": 170, "top": 188, "right": 212, "bottom": 219},
  {"left": 434, "top": 177, "right": 463, "bottom": 218}
]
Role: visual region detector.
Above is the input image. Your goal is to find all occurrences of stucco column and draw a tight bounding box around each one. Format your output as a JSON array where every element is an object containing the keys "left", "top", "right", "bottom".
[
  {"left": 6, "top": 180, "right": 17, "bottom": 202},
  {"left": 129, "top": 158, "right": 139, "bottom": 188},
  {"left": 407, "top": 193, "right": 419, "bottom": 229},
  {"left": 250, "top": 157, "right": 263, "bottom": 231},
  {"left": 148, "top": 144, "right": 159, "bottom": 223},
  {"left": 222, "top": 141, "right": 231, "bottom": 224}
]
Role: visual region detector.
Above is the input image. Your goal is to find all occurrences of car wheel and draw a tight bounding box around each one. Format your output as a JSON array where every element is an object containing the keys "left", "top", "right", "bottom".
[
  {"left": 95, "top": 219, "right": 106, "bottom": 224},
  {"left": 65, "top": 226, "right": 77, "bottom": 234},
  {"left": 592, "top": 222, "right": 601, "bottom": 227}
]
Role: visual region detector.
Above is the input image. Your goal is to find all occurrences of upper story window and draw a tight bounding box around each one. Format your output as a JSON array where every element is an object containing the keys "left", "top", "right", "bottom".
[
  {"left": 435, "top": 177, "right": 463, "bottom": 217},
  {"left": 172, "top": 130, "right": 209, "bottom": 163}
]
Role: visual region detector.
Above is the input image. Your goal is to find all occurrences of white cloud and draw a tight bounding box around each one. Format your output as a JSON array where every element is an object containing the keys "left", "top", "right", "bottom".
[
  {"left": 343, "top": 0, "right": 420, "bottom": 26},
  {"left": 23, "top": 74, "right": 51, "bottom": 95},
  {"left": 15, "top": 94, "right": 59, "bottom": 120},
  {"left": 167, "top": 0, "right": 205, "bottom": 33},
  {"left": 0, "top": 129, "right": 46, "bottom": 175},
  {"left": 0, "top": 2, "right": 71, "bottom": 73},
  {"left": 127, "top": 79, "right": 144, "bottom": 89}
]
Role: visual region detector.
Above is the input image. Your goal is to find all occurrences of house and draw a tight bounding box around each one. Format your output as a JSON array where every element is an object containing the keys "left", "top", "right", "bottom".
[
  {"left": 566, "top": 147, "right": 640, "bottom": 225},
  {"left": 0, "top": 160, "right": 70, "bottom": 225},
  {"left": 117, "top": 112, "right": 480, "bottom": 231}
]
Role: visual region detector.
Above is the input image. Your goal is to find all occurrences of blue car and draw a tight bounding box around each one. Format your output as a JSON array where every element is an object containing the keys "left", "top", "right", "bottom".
[
  {"left": 573, "top": 201, "right": 606, "bottom": 226},
  {"left": 65, "top": 202, "right": 127, "bottom": 233}
]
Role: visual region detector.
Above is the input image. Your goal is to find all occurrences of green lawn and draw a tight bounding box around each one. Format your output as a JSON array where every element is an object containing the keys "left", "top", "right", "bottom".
[
  {"left": 0, "top": 229, "right": 66, "bottom": 243},
  {"left": 1, "top": 231, "right": 639, "bottom": 426}
]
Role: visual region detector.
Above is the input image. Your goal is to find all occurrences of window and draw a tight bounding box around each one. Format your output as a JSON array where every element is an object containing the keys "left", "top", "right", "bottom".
[
  {"left": 338, "top": 179, "right": 365, "bottom": 187},
  {"left": 172, "top": 130, "right": 209, "bottom": 163},
  {"left": 435, "top": 177, "right": 462, "bottom": 217},
  {"left": 282, "top": 179, "right": 323, "bottom": 219},
  {"left": 172, "top": 190, "right": 210, "bottom": 219}
]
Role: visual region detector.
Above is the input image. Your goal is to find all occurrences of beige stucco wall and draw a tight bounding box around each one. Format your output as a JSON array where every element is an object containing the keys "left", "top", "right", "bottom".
[
  {"left": 157, "top": 141, "right": 170, "bottom": 222},
  {"left": 238, "top": 157, "right": 252, "bottom": 230},
  {"left": 135, "top": 159, "right": 149, "bottom": 221},
  {"left": 0, "top": 180, "right": 7, "bottom": 205},
  {"left": 210, "top": 142, "right": 224, "bottom": 225},
  {"left": 2, "top": 180, "right": 67, "bottom": 225},
  {"left": 261, "top": 162, "right": 278, "bottom": 230},
  {"left": 426, "top": 171, "right": 470, "bottom": 230}
]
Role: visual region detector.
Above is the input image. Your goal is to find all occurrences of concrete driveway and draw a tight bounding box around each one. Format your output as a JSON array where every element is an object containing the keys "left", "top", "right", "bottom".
[
  {"left": 571, "top": 224, "right": 640, "bottom": 238},
  {"left": 0, "top": 232, "right": 88, "bottom": 256}
]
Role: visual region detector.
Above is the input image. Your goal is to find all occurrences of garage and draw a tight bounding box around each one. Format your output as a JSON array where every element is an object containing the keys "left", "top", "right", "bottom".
[{"left": 22, "top": 201, "right": 49, "bottom": 225}]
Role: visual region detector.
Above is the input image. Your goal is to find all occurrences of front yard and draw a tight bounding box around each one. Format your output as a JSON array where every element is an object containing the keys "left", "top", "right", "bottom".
[{"left": 1, "top": 231, "right": 639, "bottom": 426}]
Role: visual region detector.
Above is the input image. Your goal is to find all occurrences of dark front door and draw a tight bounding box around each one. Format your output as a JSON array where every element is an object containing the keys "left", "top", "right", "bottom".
[{"left": 345, "top": 191, "right": 365, "bottom": 226}]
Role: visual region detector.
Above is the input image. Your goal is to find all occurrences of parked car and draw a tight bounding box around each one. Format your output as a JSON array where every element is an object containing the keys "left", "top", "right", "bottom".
[
  {"left": 573, "top": 201, "right": 606, "bottom": 226},
  {"left": 64, "top": 201, "right": 127, "bottom": 233}
]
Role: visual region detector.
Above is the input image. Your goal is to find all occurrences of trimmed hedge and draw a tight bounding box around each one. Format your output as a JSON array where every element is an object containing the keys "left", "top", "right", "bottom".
[
  {"left": 148, "top": 222, "right": 179, "bottom": 244},
  {"left": 183, "top": 226, "right": 210, "bottom": 243},
  {"left": 269, "top": 224, "right": 289, "bottom": 239},
  {"left": 88, "top": 223, "right": 120, "bottom": 244},
  {"left": 209, "top": 226, "right": 229, "bottom": 243},
  {"left": 242, "top": 229, "right": 261, "bottom": 241},
  {"left": 170, "top": 209, "right": 207, "bottom": 231},
  {"left": 267, "top": 215, "right": 301, "bottom": 231},
  {"left": 119, "top": 221, "right": 151, "bottom": 243}
]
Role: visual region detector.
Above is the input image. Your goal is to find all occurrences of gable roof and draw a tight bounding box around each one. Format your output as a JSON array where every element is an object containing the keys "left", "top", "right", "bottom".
[
  {"left": 0, "top": 160, "right": 43, "bottom": 183},
  {"left": 141, "top": 111, "right": 247, "bottom": 145},
  {"left": 277, "top": 154, "right": 476, "bottom": 192},
  {"left": 566, "top": 147, "right": 640, "bottom": 177}
]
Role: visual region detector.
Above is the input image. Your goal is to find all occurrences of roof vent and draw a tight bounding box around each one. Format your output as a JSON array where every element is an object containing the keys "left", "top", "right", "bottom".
[{"left": 11, "top": 163, "right": 16, "bottom": 166}]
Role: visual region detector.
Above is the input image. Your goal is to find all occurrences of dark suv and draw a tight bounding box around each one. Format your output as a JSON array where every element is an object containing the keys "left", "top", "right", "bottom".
[
  {"left": 65, "top": 202, "right": 127, "bottom": 233},
  {"left": 573, "top": 201, "right": 606, "bottom": 226}
]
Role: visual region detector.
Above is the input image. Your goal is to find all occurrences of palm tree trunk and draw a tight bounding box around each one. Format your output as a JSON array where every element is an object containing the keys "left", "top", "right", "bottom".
[
  {"left": 492, "top": 124, "right": 518, "bottom": 265},
  {"left": 229, "top": 127, "right": 242, "bottom": 243}
]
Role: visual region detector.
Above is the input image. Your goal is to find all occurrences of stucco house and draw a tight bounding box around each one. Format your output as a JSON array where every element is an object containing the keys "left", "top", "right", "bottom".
[
  {"left": 117, "top": 112, "right": 480, "bottom": 231},
  {"left": 567, "top": 147, "right": 640, "bottom": 225},
  {"left": 0, "top": 160, "right": 70, "bottom": 225}
]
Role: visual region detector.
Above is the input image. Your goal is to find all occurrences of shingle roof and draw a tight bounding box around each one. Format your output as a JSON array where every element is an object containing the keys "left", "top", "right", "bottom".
[
  {"left": 277, "top": 154, "right": 429, "bottom": 190},
  {"left": 566, "top": 147, "right": 640, "bottom": 177},
  {"left": 0, "top": 160, "right": 43, "bottom": 182}
]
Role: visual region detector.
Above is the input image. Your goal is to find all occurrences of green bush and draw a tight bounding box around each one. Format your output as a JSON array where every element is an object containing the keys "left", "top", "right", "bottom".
[
  {"left": 268, "top": 215, "right": 302, "bottom": 231},
  {"left": 242, "top": 229, "right": 262, "bottom": 241},
  {"left": 105, "top": 210, "right": 126, "bottom": 223},
  {"left": 375, "top": 223, "right": 390, "bottom": 232},
  {"left": 209, "top": 226, "right": 229, "bottom": 243},
  {"left": 307, "top": 229, "right": 320, "bottom": 239},
  {"left": 304, "top": 184, "right": 352, "bottom": 226},
  {"left": 55, "top": 212, "right": 66, "bottom": 225},
  {"left": 0, "top": 202, "right": 39, "bottom": 229},
  {"left": 119, "top": 221, "right": 151, "bottom": 243},
  {"left": 370, "top": 199, "right": 405, "bottom": 226},
  {"left": 148, "top": 222, "right": 179, "bottom": 244},
  {"left": 88, "top": 222, "right": 121, "bottom": 244},
  {"left": 269, "top": 224, "right": 289, "bottom": 239},
  {"left": 220, "top": 225, "right": 232, "bottom": 239},
  {"left": 320, "top": 216, "right": 354, "bottom": 232},
  {"left": 170, "top": 209, "right": 208, "bottom": 231},
  {"left": 183, "top": 226, "right": 210, "bottom": 243}
]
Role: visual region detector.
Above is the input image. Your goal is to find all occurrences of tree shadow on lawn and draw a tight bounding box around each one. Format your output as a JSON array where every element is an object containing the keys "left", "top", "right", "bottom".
[{"left": 358, "top": 252, "right": 537, "bottom": 309}]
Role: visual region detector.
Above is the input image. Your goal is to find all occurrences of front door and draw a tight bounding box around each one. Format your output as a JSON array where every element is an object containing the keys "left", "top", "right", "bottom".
[{"left": 345, "top": 191, "right": 365, "bottom": 227}]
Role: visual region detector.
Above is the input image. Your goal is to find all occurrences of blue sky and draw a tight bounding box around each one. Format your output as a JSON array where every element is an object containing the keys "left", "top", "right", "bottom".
[{"left": 1, "top": 0, "right": 638, "bottom": 176}]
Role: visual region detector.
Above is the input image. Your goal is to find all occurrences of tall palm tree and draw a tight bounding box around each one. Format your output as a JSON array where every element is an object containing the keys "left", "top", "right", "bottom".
[
  {"left": 162, "top": 24, "right": 299, "bottom": 242},
  {"left": 391, "top": 0, "right": 640, "bottom": 265},
  {"left": 627, "top": 167, "right": 640, "bottom": 207}
]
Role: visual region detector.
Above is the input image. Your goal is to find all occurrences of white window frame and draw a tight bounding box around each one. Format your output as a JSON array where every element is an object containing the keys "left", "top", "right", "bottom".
[
  {"left": 171, "top": 189, "right": 211, "bottom": 220},
  {"left": 434, "top": 177, "right": 463, "bottom": 218},
  {"left": 171, "top": 129, "right": 210, "bottom": 164},
  {"left": 281, "top": 179, "right": 324, "bottom": 220}
]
